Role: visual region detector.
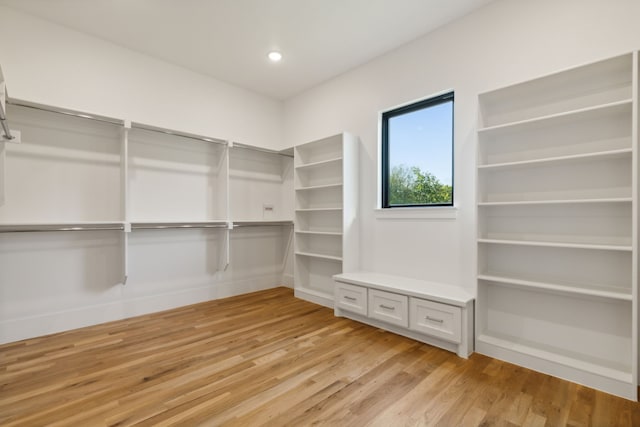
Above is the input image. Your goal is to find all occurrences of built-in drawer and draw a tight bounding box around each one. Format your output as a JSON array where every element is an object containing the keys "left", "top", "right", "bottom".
[
  {"left": 409, "top": 297, "right": 461, "bottom": 343},
  {"left": 335, "top": 281, "right": 368, "bottom": 315},
  {"left": 368, "top": 289, "right": 408, "bottom": 327}
]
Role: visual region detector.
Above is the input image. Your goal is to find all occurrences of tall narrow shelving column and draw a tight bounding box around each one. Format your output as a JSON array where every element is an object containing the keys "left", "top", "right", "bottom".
[
  {"left": 294, "top": 133, "right": 358, "bottom": 307},
  {"left": 476, "top": 52, "right": 638, "bottom": 399}
]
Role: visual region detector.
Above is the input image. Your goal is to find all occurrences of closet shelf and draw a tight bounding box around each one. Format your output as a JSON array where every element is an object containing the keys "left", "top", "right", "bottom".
[
  {"left": 477, "top": 238, "right": 632, "bottom": 252},
  {"left": 130, "top": 221, "right": 228, "bottom": 230},
  {"left": 295, "top": 207, "right": 343, "bottom": 212},
  {"left": 477, "top": 148, "right": 632, "bottom": 171},
  {"left": 0, "top": 222, "right": 125, "bottom": 233},
  {"left": 295, "top": 251, "right": 343, "bottom": 262},
  {"left": 295, "top": 157, "right": 343, "bottom": 170},
  {"left": 476, "top": 333, "right": 632, "bottom": 383},
  {"left": 478, "top": 99, "right": 632, "bottom": 136},
  {"left": 295, "top": 183, "right": 343, "bottom": 191},
  {"left": 295, "top": 230, "right": 342, "bottom": 236},
  {"left": 232, "top": 220, "right": 293, "bottom": 228},
  {"left": 478, "top": 274, "right": 632, "bottom": 301},
  {"left": 477, "top": 197, "right": 632, "bottom": 207}
]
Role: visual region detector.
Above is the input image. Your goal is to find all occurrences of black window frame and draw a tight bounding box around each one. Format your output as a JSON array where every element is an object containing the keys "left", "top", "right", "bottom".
[{"left": 381, "top": 91, "right": 454, "bottom": 208}]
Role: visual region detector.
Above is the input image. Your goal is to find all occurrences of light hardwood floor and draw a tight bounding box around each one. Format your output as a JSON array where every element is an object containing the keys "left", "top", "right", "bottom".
[{"left": 1, "top": 287, "right": 639, "bottom": 426}]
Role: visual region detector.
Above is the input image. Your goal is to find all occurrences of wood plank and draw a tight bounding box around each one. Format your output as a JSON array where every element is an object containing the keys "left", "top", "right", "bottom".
[{"left": 1, "top": 287, "right": 639, "bottom": 426}]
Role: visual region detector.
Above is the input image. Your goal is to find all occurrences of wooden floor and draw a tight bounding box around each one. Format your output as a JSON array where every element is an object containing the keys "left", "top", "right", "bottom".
[{"left": 1, "top": 288, "right": 639, "bottom": 426}]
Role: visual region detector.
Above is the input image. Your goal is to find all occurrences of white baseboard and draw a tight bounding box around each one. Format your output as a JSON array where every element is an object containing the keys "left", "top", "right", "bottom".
[
  {"left": 294, "top": 288, "right": 334, "bottom": 308},
  {"left": 281, "top": 273, "right": 294, "bottom": 288},
  {"left": 0, "top": 275, "right": 283, "bottom": 345}
]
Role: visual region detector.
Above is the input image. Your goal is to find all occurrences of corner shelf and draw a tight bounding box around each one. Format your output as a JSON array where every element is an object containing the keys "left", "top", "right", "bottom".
[
  {"left": 0, "top": 221, "right": 125, "bottom": 233},
  {"left": 295, "top": 183, "right": 343, "bottom": 191},
  {"left": 295, "top": 251, "right": 343, "bottom": 262},
  {"left": 294, "top": 133, "right": 358, "bottom": 307},
  {"left": 294, "top": 157, "right": 342, "bottom": 171}
]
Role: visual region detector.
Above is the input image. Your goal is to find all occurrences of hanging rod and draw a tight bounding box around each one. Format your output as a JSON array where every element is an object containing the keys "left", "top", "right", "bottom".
[
  {"left": 0, "top": 101, "right": 15, "bottom": 141},
  {"left": 232, "top": 221, "right": 294, "bottom": 228},
  {"left": 131, "top": 122, "right": 227, "bottom": 146},
  {"left": 130, "top": 221, "right": 229, "bottom": 230},
  {"left": 0, "top": 223, "right": 125, "bottom": 233},
  {"left": 7, "top": 98, "right": 124, "bottom": 126},
  {"left": 231, "top": 142, "right": 294, "bottom": 158}
]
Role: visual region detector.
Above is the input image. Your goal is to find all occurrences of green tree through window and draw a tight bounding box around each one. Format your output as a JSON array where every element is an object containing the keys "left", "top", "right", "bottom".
[{"left": 389, "top": 165, "right": 452, "bottom": 205}]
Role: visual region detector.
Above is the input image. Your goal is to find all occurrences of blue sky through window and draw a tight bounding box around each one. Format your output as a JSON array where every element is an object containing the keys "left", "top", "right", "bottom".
[{"left": 388, "top": 101, "right": 453, "bottom": 185}]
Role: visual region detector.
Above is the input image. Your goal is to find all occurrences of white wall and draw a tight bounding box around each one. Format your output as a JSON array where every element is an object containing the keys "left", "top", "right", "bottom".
[
  {"left": 0, "top": 6, "right": 291, "bottom": 344},
  {"left": 283, "top": 0, "right": 640, "bottom": 291},
  {"left": 0, "top": 5, "right": 282, "bottom": 150}
]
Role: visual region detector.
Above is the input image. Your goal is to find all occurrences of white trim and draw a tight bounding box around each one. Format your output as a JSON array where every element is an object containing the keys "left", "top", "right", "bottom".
[
  {"left": 0, "top": 276, "right": 285, "bottom": 345},
  {"left": 380, "top": 88, "right": 457, "bottom": 116},
  {"left": 476, "top": 334, "right": 636, "bottom": 400},
  {"left": 377, "top": 88, "right": 456, "bottom": 211},
  {"left": 294, "top": 288, "right": 334, "bottom": 308},
  {"left": 374, "top": 206, "right": 457, "bottom": 220}
]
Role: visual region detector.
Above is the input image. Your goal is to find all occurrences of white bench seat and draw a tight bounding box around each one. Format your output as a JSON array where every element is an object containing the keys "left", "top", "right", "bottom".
[{"left": 333, "top": 271, "right": 474, "bottom": 358}]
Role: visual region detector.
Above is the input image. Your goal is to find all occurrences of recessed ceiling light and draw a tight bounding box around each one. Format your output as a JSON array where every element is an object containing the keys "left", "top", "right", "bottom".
[{"left": 268, "top": 51, "right": 282, "bottom": 62}]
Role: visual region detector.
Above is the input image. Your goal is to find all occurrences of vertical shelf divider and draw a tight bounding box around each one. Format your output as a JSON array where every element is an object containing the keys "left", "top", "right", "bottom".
[
  {"left": 121, "top": 120, "right": 131, "bottom": 285},
  {"left": 222, "top": 141, "right": 231, "bottom": 271},
  {"left": 632, "top": 50, "right": 639, "bottom": 386}
]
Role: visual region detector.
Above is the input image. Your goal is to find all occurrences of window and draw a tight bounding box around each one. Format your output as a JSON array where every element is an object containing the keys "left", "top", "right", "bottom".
[{"left": 381, "top": 92, "right": 454, "bottom": 208}]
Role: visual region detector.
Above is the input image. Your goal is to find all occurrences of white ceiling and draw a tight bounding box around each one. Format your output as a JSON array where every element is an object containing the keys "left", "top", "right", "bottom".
[{"left": 0, "top": 0, "right": 493, "bottom": 100}]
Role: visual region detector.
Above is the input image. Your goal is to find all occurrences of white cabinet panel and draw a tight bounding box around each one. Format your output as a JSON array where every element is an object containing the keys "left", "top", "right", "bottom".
[
  {"left": 368, "top": 289, "right": 408, "bottom": 328},
  {"left": 335, "top": 282, "right": 367, "bottom": 316},
  {"left": 409, "top": 298, "right": 461, "bottom": 344}
]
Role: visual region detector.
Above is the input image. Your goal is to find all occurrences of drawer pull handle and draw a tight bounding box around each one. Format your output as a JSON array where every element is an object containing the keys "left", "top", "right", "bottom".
[
  {"left": 426, "top": 316, "right": 444, "bottom": 323},
  {"left": 344, "top": 296, "right": 357, "bottom": 301},
  {"left": 380, "top": 304, "right": 395, "bottom": 310}
]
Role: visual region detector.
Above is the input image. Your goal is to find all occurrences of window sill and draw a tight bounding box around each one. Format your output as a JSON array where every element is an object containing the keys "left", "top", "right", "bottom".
[{"left": 374, "top": 206, "right": 458, "bottom": 220}]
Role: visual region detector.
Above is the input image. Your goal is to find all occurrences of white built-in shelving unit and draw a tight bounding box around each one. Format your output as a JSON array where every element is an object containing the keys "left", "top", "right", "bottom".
[
  {"left": 476, "top": 52, "right": 639, "bottom": 399},
  {"left": 293, "top": 133, "right": 359, "bottom": 307},
  {"left": 0, "top": 95, "right": 294, "bottom": 344}
]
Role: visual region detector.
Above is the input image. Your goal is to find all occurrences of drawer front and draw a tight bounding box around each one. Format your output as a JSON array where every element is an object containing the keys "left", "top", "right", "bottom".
[
  {"left": 409, "top": 298, "right": 461, "bottom": 343},
  {"left": 368, "top": 289, "right": 408, "bottom": 327},
  {"left": 335, "top": 282, "right": 367, "bottom": 315}
]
